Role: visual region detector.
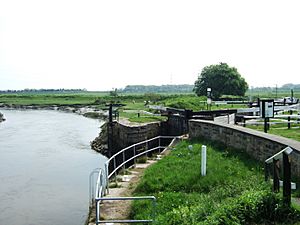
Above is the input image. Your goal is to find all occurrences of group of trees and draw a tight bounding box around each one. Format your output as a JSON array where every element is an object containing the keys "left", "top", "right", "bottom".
[{"left": 194, "top": 63, "right": 248, "bottom": 99}]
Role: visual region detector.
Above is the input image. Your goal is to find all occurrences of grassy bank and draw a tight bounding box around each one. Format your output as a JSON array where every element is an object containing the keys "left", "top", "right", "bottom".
[
  {"left": 130, "top": 140, "right": 300, "bottom": 224},
  {"left": 247, "top": 123, "right": 300, "bottom": 142}
]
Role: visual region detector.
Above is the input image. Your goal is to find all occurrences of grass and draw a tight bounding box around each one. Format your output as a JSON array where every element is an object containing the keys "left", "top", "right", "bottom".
[
  {"left": 247, "top": 123, "right": 300, "bottom": 142},
  {"left": 0, "top": 93, "right": 100, "bottom": 105},
  {"left": 157, "top": 94, "right": 249, "bottom": 111},
  {"left": 130, "top": 139, "right": 300, "bottom": 224},
  {"left": 1, "top": 91, "right": 298, "bottom": 124}
]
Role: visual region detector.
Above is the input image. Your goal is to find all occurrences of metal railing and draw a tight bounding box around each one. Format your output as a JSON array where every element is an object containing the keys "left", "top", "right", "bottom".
[
  {"left": 90, "top": 135, "right": 181, "bottom": 224},
  {"left": 105, "top": 136, "right": 179, "bottom": 192}
]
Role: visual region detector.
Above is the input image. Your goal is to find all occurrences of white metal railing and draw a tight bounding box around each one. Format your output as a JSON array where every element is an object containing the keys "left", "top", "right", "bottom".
[{"left": 89, "top": 135, "right": 181, "bottom": 224}]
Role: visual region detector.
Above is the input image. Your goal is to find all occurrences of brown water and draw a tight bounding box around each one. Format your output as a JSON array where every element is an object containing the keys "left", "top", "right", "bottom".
[{"left": 0, "top": 110, "right": 106, "bottom": 225}]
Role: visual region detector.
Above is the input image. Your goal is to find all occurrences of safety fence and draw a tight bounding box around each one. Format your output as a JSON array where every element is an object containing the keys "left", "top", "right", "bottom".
[{"left": 89, "top": 135, "right": 181, "bottom": 224}]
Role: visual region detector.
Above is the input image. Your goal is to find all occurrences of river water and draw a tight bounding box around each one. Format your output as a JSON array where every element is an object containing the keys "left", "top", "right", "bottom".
[{"left": 0, "top": 109, "right": 107, "bottom": 225}]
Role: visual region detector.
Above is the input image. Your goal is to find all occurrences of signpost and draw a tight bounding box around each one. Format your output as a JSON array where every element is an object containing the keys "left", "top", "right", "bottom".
[
  {"left": 207, "top": 88, "right": 212, "bottom": 111},
  {"left": 260, "top": 99, "right": 274, "bottom": 133}
]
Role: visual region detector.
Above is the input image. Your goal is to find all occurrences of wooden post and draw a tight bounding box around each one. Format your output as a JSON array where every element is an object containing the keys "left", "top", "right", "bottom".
[
  {"left": 273, "top": 159, "right": 280, "bottom": 193},
  {"left": 109, "top": 104, "right": 113, "bottom": 123},
  {"left": 283, "top": 153, "right": 291, "bottom": 206}
]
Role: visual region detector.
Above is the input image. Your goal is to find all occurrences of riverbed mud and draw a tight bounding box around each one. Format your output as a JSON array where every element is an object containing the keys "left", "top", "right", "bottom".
[{"left": 0, "top": 104, "right": 107, "bottom": 119}]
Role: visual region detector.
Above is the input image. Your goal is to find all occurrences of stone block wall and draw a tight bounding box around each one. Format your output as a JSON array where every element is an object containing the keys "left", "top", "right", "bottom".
[
  {"left": 110, "top": 121, "right": 163, "bottom": 152},
  {"left": 189, "top": 119, "right": 300, "bottom": 178}
]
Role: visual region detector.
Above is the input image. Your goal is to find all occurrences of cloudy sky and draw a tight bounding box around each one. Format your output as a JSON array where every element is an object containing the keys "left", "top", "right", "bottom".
[{"left": 1, "top": 0, "right": 300, "bottom": 91}]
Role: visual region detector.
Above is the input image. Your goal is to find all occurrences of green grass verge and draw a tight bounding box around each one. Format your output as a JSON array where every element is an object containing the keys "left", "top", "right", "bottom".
[
  {"left": 130, "top": 139, "right": 300, "bottom": 224},
  {"left": 247, "top": 124, "right": 300, "bottom": 142}
]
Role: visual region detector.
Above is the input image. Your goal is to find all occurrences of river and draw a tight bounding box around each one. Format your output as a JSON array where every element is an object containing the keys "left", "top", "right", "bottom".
[{"left": 0, "top": 109, "right": 107, "bottom": 225}]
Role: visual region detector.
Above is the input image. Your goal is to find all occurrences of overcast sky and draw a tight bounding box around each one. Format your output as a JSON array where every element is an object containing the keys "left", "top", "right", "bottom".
[{"left": 1, "top": 0, "right": 300, "bottom": 91}]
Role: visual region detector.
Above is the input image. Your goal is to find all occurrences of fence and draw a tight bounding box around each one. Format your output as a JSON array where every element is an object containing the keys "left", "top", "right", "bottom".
[{"left": 90, "top": 135, "right": 180, "bottom": 224}]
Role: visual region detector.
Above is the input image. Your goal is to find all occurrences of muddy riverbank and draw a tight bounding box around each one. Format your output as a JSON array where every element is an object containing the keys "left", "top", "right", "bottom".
[{"left": 0, "top": 103, "right": 108, "bottom": 119}]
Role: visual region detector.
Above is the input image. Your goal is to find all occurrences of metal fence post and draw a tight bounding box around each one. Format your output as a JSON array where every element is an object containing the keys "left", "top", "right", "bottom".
[
  {"left": 96, "top": 200, "right": 99, "bottom": 225},
  {"left": 105, "top": 163, "right": 109, "bottom": 194},
  {"left": 152, "top": 197, "right": 157, "bottom": 223}
]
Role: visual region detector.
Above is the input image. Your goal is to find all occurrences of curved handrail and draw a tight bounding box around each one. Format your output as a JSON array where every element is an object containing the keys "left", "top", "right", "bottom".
[
  {"left": 91, "top": 135, "right": 182, "bottom": 224},
  {"left": 108, "top": 146, "right": 161, "bottom": 179},
  {"left": 106, "top": 136, "right": 177, "bottom": 165}
]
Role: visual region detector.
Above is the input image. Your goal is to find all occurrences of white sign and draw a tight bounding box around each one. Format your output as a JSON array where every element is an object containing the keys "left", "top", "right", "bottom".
[
  {"left": 260, "top": 100, "right": 274, "bottom": 118},
  {"left": 207, "top": 98, "right": 212, "bottom": 105},
  {"left": 265, "top": 101, "right": 274, "bottom": 117}
]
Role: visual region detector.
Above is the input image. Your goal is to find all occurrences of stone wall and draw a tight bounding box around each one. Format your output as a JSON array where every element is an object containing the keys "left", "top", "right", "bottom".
[
  {"left": 110, "top": 121, "right": 163, "bottom": 154},
  {"left": 189, "top": 119, "right": 300, "bottom": 177},
  {"left": 91, "top": 121, "right": 164, "bottom": 157}
]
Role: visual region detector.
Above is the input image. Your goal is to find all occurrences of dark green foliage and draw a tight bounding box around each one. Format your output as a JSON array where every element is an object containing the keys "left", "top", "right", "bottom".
[
  {"left": 204, "top": 190, "right": 300, "bottom": 225},
  {"left": 131, "top": 140, "right": 300, "bottom": 224},
  {"left": 194, "top": 63, "right": 248, "bottom": 99}
]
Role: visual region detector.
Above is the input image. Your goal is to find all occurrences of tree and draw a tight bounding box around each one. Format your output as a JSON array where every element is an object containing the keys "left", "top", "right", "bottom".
[
  {"left": 194, "top": 63, "right": 248, "bottom": 99},
  {"left": 109, "top": 88, "right": 118, "bottom": 97}
]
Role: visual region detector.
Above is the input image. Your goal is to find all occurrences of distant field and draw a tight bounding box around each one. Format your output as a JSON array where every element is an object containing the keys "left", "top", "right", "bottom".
[
  {"left": 1, "top": 91, "right": 299, "bottom": 124},
  {"left": 0, "top": 93, "right": 102, "bottom": 105},
  {"left": 246, "top": 89, "right": 300, "bottom": 99}
]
